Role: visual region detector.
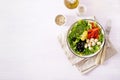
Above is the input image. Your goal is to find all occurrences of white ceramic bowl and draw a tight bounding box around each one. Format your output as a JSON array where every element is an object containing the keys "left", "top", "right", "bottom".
[{"left": 66, "top": 19, "right": 105, "bottom": 58}]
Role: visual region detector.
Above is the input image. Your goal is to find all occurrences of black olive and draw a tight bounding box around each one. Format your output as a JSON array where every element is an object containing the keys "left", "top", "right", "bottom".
[{"left": 76, "top": 40, "right": 85, "bottom": 52}]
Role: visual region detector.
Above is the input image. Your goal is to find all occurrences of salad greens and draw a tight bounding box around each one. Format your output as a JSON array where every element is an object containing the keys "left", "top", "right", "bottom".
[
  {"left": 68, "top": 20, "right": 90, "bottom": 45},
  {"left": 67, "top": 19, "right": 104, "bottom": 56}
]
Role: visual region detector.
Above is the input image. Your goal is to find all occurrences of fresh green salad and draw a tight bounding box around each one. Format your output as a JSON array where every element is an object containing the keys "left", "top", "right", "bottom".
[{"left": 67, "top": 19, "right": 104, "bottom": 57}]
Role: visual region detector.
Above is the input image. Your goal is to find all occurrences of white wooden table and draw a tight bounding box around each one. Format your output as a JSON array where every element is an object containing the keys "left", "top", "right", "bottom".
[{"left": 0, "top": 0, "right": 120, "bottom": 80}]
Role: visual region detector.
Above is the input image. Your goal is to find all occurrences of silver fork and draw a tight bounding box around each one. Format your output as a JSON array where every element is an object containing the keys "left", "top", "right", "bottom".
[
  {"left": 105, "top": 20, "right": 111, "bottom": 47},
  {"left": 95, "top": 19, "right": 112, "bottom": 65},
  {"left": 100, "top": 19, "right": 112, "bottom": 64}
]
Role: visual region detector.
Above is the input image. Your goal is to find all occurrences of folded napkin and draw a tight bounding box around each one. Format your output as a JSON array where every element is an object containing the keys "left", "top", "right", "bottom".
[{"left": 57, "top": 17, "right": 117, "bottom": 74}]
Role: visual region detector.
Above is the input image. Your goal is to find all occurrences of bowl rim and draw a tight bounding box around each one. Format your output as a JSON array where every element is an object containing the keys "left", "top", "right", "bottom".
[{"left": 66, "top": 19, "right": 105, "bottom": 58}]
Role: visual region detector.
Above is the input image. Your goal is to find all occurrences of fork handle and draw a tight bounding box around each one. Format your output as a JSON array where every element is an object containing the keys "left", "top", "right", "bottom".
[
  {"left": 100, "top": 43, "right": 107, "bottom": 64},
  {"left": 95, "top": 49, "right": 103, "bottom": 65}
]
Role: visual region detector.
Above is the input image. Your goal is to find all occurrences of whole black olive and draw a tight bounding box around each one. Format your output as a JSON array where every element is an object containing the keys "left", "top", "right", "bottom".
[{"left": 76, "top": 40, "right": 85, "bottom": 52}]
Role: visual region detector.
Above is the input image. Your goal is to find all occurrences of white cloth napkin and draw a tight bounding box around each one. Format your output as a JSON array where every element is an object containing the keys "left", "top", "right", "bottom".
[{"left": 57, "top": 17, "right": 117, "bottom": 74}]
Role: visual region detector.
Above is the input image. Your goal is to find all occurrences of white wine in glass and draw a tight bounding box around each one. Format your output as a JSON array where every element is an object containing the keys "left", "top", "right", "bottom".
[{"left": 64, "top": 0, "right": 79, "bottom": 9}]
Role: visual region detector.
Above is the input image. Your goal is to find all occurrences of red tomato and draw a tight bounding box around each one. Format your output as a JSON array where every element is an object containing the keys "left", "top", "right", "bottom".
[
  {"left": 90, "top": 22, "right": 95, "bottom": 29},
  {"left": 87, "top": 27, "right": 99, "bottom": 39}
]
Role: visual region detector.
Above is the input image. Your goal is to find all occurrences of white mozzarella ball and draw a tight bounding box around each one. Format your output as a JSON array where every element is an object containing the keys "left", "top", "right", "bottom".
[
  {"left": 89, "top": 47, "right": 93, "bottom": 50},
  {"left": 88, "top": 42, "right": 92, "bottom": 47},
  {"left": 90, "top": 38, "right": 94, "bottom": 42},
  {"left": 97, "top": 42, "right": 101, "bottom": 45},
  {"left": 94, "top": 39, "right": 98, "bottom": 43},
  {"left": 86, "top": 39, "right": 90, "bottom": 43},
  {"left": 84, "top": 44, "right": 88, "bottom": 48},
  {"left": 92, "top": 42, "right": 96, "bottom": 46}
]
